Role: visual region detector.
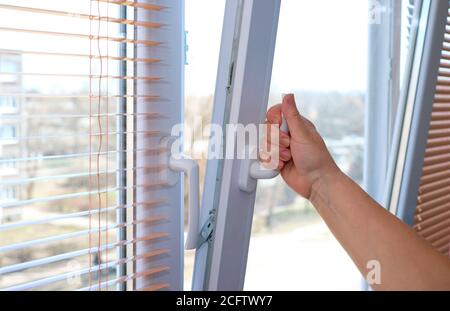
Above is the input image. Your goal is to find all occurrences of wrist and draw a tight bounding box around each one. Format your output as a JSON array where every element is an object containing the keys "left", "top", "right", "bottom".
[{"left": 309, "top": 162, "right": 342, "bottom": 206}]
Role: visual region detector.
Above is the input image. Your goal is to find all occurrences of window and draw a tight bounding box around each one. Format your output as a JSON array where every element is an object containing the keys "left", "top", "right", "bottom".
[
  {"left": 192, "top": 0, "right": 422, "bottom": 291},
  {"left": 0, "top": 59, "right": 19, "bottom": 72},
  {"left": 0, "top": 57, "right": 20, "bottom": 83},
  {"left": 0, "top": 0, "right": 185, "bottom": 291},
  {"left": 0, "top": 125, "right": 16, "bottom": 139},
  {"left": 246, "top": 0, "right": 366, "bottom": 290},
  {"left": 0, "top": 97, "right": 17, "bottom": 109},
  {"left": 0, "top": 187, "right": 16, "bottom": 201},
  {"left": 184, "top": 0, "right": 226, "bottom": 290}
]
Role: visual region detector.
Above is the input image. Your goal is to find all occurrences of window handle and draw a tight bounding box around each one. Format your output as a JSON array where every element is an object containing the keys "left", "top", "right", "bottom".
[
  {"left": 168, "top": 154, "right": 200, "bottom": 250},
  {"left": 239, "top": 115, "right": 289, "bottom": 193},
  {"left": 160, "top": 137, "right": 201, "bottom": 250}
]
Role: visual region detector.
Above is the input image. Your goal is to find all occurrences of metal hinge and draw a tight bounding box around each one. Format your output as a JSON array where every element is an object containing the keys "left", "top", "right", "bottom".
[{"left": 197, "top": 210, "right": 215, "bottom": 247}]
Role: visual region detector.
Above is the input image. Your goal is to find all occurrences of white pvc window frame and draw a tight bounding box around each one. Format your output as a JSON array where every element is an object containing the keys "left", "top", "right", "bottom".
[
  {"left": 134, "top": 0, "right": 185, "bottom": 291},
  {"left": 192, "top": 0, "right": 281, "bottom": 291}
]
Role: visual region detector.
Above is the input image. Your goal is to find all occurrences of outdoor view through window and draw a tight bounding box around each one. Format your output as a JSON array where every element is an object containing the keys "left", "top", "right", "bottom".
[
  {"left": 247, "top": 1, "right": 367, "bottom": 290},
  {"left": 0, "top": 1, "right": 126, "bottom": 290}
]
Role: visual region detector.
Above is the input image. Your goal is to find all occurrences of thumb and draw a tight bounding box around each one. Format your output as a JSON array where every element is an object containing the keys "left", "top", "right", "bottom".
[{"left": 281, "top": 94, "right": 308, "bottom": 139}]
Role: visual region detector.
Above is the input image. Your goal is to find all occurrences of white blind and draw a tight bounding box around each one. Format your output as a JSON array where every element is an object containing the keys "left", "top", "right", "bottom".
[{"left": 0, "top": 0, "right": 183, "bottom": 291}]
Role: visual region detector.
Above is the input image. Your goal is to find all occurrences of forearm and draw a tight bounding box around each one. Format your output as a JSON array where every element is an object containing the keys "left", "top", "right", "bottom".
[{"left": 309, "top": 165, "right": 450, "bottom": 290}]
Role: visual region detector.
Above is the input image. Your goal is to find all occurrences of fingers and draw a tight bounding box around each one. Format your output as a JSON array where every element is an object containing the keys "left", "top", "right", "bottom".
[
  {"left": 260, "top": 145, "right": 291, "bottom": 165},
  {"left": 266, "top": 104, "right": 282, "bottom": 125},
  {"left": 265, "top": 122, "right": 290, "bottom": 148},
  {"left": 280, "top": 147, "right": 292, "bottom": 162},
  {"left": 281, "top": 94, "right": 308, "bottom": 140},
  {"left": 261, "top": 158, "right": 286, "bottom": 171}
]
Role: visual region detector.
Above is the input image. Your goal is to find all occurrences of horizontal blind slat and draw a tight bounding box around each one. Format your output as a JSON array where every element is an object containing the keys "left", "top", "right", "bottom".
[
  {"left": 0, "top": 48, "right": 161, "bottom": 63},
  {"left": 0, "top": 148, "right": 166, "bottom": 164},
  {"left": 1, "top": 249, "right": 169, "bottom": 291},
  {"left": 0, "top": 233, "right": 169, "bottom": 275},
  {"left": 0, "top": 72, "right": 161, "bottom": 81},
  {"left": 98, "top": 0, "right": 165, "bottom": 11},
  {"left": 0, "top": 130, "right": 162, "bottom": 142},
  {"left": 0, "top": 27, "right": 161, "bottom": 46},
  {"left": 0, "top": 165, "right": 164, "bottom": 186},
  {"left": 0, "top": 184, "right": 168, "bottom": 209},
  {"left": 0, "top": 4, "right": 162, "bottom": 29},
  {"left": 0, "top": 199, "right": 166, "bottom": 231},
  {"left": 0, "top": 216, "right": 166, "bottom": 253}
]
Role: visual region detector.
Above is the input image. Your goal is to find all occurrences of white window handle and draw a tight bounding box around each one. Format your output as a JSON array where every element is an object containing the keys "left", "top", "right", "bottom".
[
  {"left": 168, "top": 155, "right": 200, "bottom": 250},
  {"left": 160, "top": 137, "right": 200, "bottom": 250},
  {"left": 239, "top": 115, "right": 289, "bottom": 193}
]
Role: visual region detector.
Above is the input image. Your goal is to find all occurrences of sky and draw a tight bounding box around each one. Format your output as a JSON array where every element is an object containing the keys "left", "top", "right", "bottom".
[{"left": 185, "top": 0, "right": 370, "bottom": 97}]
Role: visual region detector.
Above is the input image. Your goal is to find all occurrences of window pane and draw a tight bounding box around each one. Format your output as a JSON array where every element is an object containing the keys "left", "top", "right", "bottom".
[
  {"left": 184, "top": 0, "right": 226, "bottom": 290},
  {"left": 245, "top": 0, "right": 367, "bottom": 290},
  {"left": 0, "top": 0, "right": 124, "bottom": 290}
]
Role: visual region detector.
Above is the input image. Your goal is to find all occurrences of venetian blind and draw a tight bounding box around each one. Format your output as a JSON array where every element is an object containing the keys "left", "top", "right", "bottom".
[
  {"left": 415, "top": 4, "right": 450, "bottom": 257},
  {"left": 0, "top": 0, "right": 184, "bottom": 291}
]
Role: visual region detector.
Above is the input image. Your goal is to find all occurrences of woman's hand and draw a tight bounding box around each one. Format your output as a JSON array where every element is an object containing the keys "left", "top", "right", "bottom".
[
  {"left": 265, "top": 94, "right": 450, "bottom": 290},
  {"left": 265, "top": 94, "right": 340, "bottom": 199}
]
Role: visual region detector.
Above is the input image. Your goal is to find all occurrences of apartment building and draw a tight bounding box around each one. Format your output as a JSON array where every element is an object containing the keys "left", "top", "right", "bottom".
[{"left": 0, "top": 50, "right": 24, "bottom": 222}]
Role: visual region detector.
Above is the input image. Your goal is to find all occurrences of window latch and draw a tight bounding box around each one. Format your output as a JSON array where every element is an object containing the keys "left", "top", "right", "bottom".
[{"left": 198, "top": 210, "right": 215, "bottom": 247}]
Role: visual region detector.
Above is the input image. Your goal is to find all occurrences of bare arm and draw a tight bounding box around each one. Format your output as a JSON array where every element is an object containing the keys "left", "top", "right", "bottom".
[{"left": 266, "top": 94, "right": 450, "bottom": 290}]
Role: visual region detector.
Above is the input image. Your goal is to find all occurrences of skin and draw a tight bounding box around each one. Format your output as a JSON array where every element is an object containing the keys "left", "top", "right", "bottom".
[{"left": 264, "top": 94, "right": 450, "bottom": 290}]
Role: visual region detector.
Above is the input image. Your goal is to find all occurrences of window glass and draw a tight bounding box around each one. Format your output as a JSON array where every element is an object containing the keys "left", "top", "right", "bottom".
[
  {"left": 245, "top": 0, "right": 368, "bottom": 290},
  {"left": 0, "top": 125, "right": 16, "bottom": 138},
  {"left": 0, "top": 97, "right": 17, "bottom": 108},
  {"left": 0, "top": 1, "right": 122, "bottom": 290},
  {"left": 0, "top": 187, "right": 16, "bottom": 200},
  {"left": 184, "top": 0, "right": 226, "bottom": 289}
]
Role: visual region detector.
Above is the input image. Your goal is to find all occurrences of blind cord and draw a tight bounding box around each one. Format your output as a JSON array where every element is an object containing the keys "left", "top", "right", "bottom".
[
  {"left": 96, "top": 0, "right": 104, "bottom": 290},
  {"left": 105, "top": 0, "right": 110, "bottom": 289},
  {"left": 88, "top": 0, "right": 93, "bottom": 289}
]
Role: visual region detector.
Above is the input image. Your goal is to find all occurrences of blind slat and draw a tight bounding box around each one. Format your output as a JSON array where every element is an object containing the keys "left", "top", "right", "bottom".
[
  {"left": 0, "top": 184, "right": 168, "bottom": 209},
  {"left": 0, "top": 27, "right": 161, "bottom": 46},
  {"left": 419, "top": 177, "right": 450, "bottom": 193},
  {"left": 2, "top": 249, "right": 169, "bottom": 291},
  {"left": 0, "top": 4, "right": 162, "bottom": 29},
  {"left": 421, "top": 162, "right": 450, "bottom": 176},
  {"left": 98, "top": 0, "right": 165, "bottom": 12},
  {"left": 0, "top": 148, "right": 166, "bottom": 164},
  {"left": 415, "top": 204, "right": 450, "bottom": 222},
  {"left": 417, "top": 186, "right": 450, "bottom": 203},
  {"left": 0, "top": 199, "right": 166, "bottom": 231},
  {"left": 424, "top": 145, "right": 450, "bottom": 157},
  {"left": 416, "top": 219, "right": 450, "bottom": 237},
  {"left": 0, "top": 49, "right": 161, "bottom": 63},
  {"left": 0, "top": 130, "right": 162, "bottom": 142},
  {"left": 0, "top": 233, "right": 169, "bottom": 275},
  {"left": 0, "top": 215, "right": 166, "bottom": 253},
  {"left": 0, "top": 72, "right": 161, "bottom": 81}
]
